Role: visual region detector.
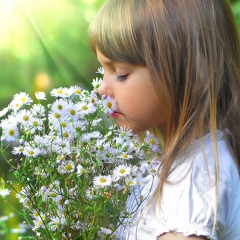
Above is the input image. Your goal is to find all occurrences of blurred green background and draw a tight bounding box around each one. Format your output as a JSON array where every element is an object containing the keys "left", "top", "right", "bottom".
[{"left": 0, "top": 0, "right": 240, "bottom": 239}]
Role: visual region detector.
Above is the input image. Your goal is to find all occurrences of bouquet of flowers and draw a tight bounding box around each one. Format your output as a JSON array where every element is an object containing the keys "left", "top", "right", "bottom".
[{"left": 0, "top": 69, "right": 161, "bottom": 239}]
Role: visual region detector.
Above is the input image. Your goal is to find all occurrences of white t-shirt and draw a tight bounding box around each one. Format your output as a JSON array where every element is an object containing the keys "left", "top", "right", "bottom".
[{"left": 116, "top": 131, "right": 240, "bottom": 240}]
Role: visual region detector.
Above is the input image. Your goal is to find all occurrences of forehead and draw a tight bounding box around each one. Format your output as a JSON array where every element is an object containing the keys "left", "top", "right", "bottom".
[{"left": 96, "top": 51, "right": 113, "bottom": 65}]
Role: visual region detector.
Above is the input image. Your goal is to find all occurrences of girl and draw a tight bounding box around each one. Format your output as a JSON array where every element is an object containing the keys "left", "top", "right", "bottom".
[{"left": 88, "top": 0, "right": 240, "bottom": 239}]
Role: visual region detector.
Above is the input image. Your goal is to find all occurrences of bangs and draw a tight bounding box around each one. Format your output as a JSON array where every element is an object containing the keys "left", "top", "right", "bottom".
[{"left": 88, "top": 0, "right": 145, "bottom": 65}]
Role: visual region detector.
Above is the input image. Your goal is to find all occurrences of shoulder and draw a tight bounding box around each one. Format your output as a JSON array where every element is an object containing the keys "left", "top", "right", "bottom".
[{"left": 159, "top": 131, "right": 240, "bottom": 238}]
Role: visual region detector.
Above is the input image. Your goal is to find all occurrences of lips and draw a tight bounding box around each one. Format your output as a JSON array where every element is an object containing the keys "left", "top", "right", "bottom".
[{"left": 110, "top": 111, "right": 122, "bottom": 119}]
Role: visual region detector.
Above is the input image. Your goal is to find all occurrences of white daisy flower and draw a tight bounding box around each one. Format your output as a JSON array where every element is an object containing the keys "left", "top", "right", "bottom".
[
  {"left": 51, "top": 99, "right": 68, "bottom": 114},
  {"left": 88, "top": 131, "right": 102, "bottom": 139},
  {"left": 70, "top": 86, "right": 83, "bottom": 96},
  {"left": 55, "top": 195, "right": 64, "bottom": 210},
  {"left": 35, "top": 92, "right": 47, "bottom": 100},
  {"left": 125, "top": 176, "right": 136, "bottom": 187},
  {"left": 21, "top": 197, "right": 32, "bottom": 209},
  {"left": 56, "top": 154, "right": 64, "bottom": 164},
  {"left": 50, "top": 224, "right": 58, "bottom": 231},
  {"left": 55, "top": 120, "right": 71, "bottom": 132},
  {"left": 58, "top": 160, "right": 75, "bottom": 174},
  {"left": 77, "top": 164, "right": 85, "bottom": 176},
  {"left": 116, "top": 126, "right": 133, "bottom": 138},
  {"left": 33, "top": 135, "right": 50, "bottom": 150},
  {"left": 148, "top": 164, "right": 159, "bottom": 175},
  {"left": 62, "top": 88, "right": 72, "bottom": 98},
  {"left": 60, "top": 130, "right": 75, "bottom": 142},
  {"left": 50, "top": 87, "right": 66, "bottom": 98},
  {"left": 113, "top": 165, "right": 131, "bottom": 178},
  {"left": 0, "top": 116, "right": 18, "bottom": 128},
  {"left": 85, "top": 188, "right": 94, "bottom": 199},
  {"left": 93, "top": 175, "right": 112, "bottom": 188},
  {"left": 48, "top": 110, "right": 66, "bottom": 123},
  {"left": 100, "top": 227, "right": 112, "bottom": 235},
  {"left": 49, "top": 216, "right": 60, "bottom": 226},
  {"left": 13, "top": 92, "right": 33, "bottom": 106},
  {"left": 57, "top": 139, "right": 71, "bottom": 150},
  {"left": 12, "top": 146, "right": 25, "bottom": 155},
  {"left": 17, "top": 109, "right": 33, "bottom": 126},
  {"left": 67, "top": 102, "right": 80, "bottom": 120},
  {"left": 31, "top": 104, "right": 46, "bottom": 118},
  {"left": 96, "top": 67, "right": 104, "bottom": 75},
  {"left": 0, "top": 107, "right": 9, "bottom": 117},
  {"left": 63, "top": 160, "right": 75, "bottom": 173},
  {"left": 34, "top": 167, "right": 48, "bottom": 179},
  {"left": 48, "top": 191, "right": 58, "bottom": 199},
  {"left": 92, "top": 77, "right": 102, "bottom": 89},
  {"left": 9, "top": 100, "right": 22, "bottom": 112},
  {"left": 118, "top": 152, "right": 133, "bottom": 160},
  {"left": 78, "top": 102, "right": 96, "bottom": 116},
  {"left": 102, "top": 96, "right": 116, "bottom": 114},
  {"left": 0, "top": 188, "right": 11, "bottom": 197},
  {"left": 145, "top": 132, "right": 160, "bottom": 152},
  {"left": 2, "top": 125, "right": 19, "bottom": 142},
  {"left": 33, "top": 217, "right": 44, "bottom": 230},
  {"left": 92, "top": 118, "right": 102, "bottom": 127},
  {"left": 23, "top": 146, "right": 41, "bottom": 157},
  {"left": 73, "top": 120, "right": 87, "bottom": 132},
  {"left": 29, "top": 118, "right": 44, "bottom": 132}
]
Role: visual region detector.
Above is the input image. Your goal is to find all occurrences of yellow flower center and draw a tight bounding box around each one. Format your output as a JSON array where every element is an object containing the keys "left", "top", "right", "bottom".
[
  {"left": 61, "top": 122, "right": 67, "bottom": 128},
  {"left": 65, "top": 164, "right": 72, "bottom": 171},
  {"left": 49, "top": 192, "right": 57, "bottom": 198},
  {"left": 128, "top": 181, "right": 134, "bottom": 186},
  {"left": 75, "top": 89, "right": 81, "bottom": 94},
  {"left": 33, "top": 121, "right": 39, "bottom": 127},
  {"left": 63, "top": 133, "right": 69, "bottom": 138},
  {"left": 81, "top": 105, "right": 88, "bottom": 111},
  {"left": 23, "top": 115, "right": 29, "bottom": 121},
  {"left": 70, "top": 109, "right": 76, "bottom": 116},
  {"left": 150, "top": 139, "right": 155, "bottom": 145},
  {"left": 57, "top": 105, "right": 63, "bottom": 110},
  {"left": 57, "top": 89, "right": 63, "bottom": 94},
  {"left": 122, "top": 154, "right": 128, "bottom": 159},
  {"left": 8, "top": 129, "right": 15, "bottom": 136},
  {"left": 107, "top": 102, "right": 112, "bottom": 108},
  {"left": 54, "top": 113, "right": 61, "bottom": 119},
  {"left": 33, "top": 212, "right": 39, "bottom": 217},
  {"left": 120, "top": 169, "right": 126, "bottom": 174},
  {"left": 99, "top": 178, "right": 106, "bottom": 183},
  {"left": 28, "top": 151, "right": 35, "bottom": 156},
  {"left": 21, "top": 97, "right": 27, "bottom": 102}
]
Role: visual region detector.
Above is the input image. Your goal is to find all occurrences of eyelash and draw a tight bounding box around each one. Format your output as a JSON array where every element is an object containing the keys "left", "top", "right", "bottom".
[{"left": 116, "top": 74, "right": 128, "bottom": 82}]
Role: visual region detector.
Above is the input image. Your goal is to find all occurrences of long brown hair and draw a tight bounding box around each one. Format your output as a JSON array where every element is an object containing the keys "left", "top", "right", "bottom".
[{"left": 88, "top": 0, "right": 240, "bottom": 216}]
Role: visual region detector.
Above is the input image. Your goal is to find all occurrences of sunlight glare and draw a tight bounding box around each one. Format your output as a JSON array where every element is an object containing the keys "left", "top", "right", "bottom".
[{"left": 0, "top": 0, "right": 22, "bottom": 51}]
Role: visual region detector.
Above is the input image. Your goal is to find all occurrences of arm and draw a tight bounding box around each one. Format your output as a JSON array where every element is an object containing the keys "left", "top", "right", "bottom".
[{"left": 158, "top": 233, "right": 208, "bottom": 240}]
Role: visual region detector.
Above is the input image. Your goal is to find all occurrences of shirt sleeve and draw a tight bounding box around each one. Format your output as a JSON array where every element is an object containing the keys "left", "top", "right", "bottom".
[{"left": 153, "top": 140, "right": 235, "bottom": 240}]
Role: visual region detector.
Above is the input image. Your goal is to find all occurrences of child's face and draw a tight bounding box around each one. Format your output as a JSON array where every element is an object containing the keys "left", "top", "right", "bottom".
[{"left": 97, "top": 51, "right": 168, "bottom": 134}]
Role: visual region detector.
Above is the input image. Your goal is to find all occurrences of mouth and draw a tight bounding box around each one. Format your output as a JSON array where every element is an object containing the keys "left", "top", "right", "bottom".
[{"left": 110, "top": 111, "right": 122, "bottom": 119}]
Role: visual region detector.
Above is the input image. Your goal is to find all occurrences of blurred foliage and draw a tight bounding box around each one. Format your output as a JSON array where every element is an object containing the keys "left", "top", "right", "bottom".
[
  {"left": 230, "top": 0, "right": 240, "bottom": 27},
  {"left": 0, "top": 0, "right": 239, "bottom": 239},
  {"left": 0, "top": 0, "right": 106, "bottom": 110},
  {"left": 0, "top": 1, "right": 106, "bottom": 239}
]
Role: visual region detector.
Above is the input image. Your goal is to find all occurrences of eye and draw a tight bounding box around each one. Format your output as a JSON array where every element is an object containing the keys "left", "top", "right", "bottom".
[{"left": 116, "top": 74, "right": 128, "bottom": 82}]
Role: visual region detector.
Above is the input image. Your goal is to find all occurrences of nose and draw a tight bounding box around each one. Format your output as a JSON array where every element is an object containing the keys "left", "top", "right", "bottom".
[
  {"left": 97, "top": 76, "right": 113, "bottom": 97},
  {"left": 97, "top": 80, "right": 105, "bottom": 96}
]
